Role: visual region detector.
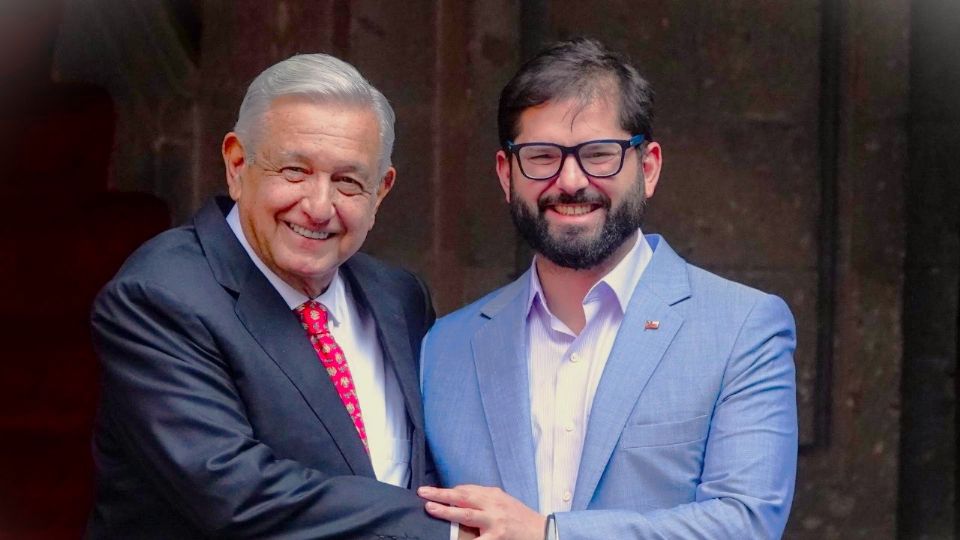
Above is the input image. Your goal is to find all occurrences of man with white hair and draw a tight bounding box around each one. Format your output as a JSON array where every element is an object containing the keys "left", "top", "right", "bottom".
[{"left": 87, "top": 54, "right": 451, "bottom": 538}]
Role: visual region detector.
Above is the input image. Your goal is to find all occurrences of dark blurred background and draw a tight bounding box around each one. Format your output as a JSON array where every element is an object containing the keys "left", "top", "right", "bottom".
[{"left": 0, "top": 0, "right": 956, "bottom": 538}]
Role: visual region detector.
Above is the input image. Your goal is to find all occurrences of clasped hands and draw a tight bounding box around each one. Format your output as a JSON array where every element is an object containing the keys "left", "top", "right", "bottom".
[{"left": 418, "top": 485, "right": 546, "bottom": 540}]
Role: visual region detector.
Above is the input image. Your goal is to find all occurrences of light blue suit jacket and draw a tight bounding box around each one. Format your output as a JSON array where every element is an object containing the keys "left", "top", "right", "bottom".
[{"left": 421, "top": 235, "right": 797, "bottom": 539}]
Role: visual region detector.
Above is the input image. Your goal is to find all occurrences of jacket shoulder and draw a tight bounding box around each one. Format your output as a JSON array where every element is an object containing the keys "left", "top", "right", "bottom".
[
  {"left": 107, "top": 224, "right": 208, "bottom": 289},
  {"left": 677, "top": 263, "right": 795, "bottom": 333},
  {"left": 91, "top": 222, "right": 241, "bottom": 333},
  {"left": 686, "top": 263, "right": 767, "bottom": 299}
]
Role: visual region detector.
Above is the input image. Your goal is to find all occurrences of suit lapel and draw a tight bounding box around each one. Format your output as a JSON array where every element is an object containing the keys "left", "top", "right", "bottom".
[
  {"left": 571, "top": 236, "right": 691, "bottom": 510},
  {"left": 340, "top": 258, "right": 425, "bottom": 435},
  {"left": 234, "top": 274, "right": 376, "bottom": 476},
  {"left": 196, "top": 198, "right": 375, "bottom": 477},
  {"left": 472, "top": 276, "right": 540, "bottom": 510},
  {"left": 342, "top": 257, "right": 435, "bottom": 489}
]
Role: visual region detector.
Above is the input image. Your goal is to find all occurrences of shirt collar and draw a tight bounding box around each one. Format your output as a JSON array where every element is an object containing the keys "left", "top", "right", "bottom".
[
  {"left": 525, "top": 230, "right": 653, "bottom": 318},
  {"left": 226, "top": 204, "right": 345, "bottom": 326}
]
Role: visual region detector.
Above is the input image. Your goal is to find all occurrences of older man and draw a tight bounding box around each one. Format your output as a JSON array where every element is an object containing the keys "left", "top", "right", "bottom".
[
  {"left": 419, "top": 38, "right": 798, "bottom": 539},
  {"left": 87, "top": 54, "right": 451, "bottom": 538}
]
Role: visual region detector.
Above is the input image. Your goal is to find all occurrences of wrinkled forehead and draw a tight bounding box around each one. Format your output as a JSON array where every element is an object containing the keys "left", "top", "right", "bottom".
[
  {"left": 259, "top": 97, "right": 379, "bottom": 142},
  {"left": 262, "top": 94, "right": 375, "bottom": 126}
]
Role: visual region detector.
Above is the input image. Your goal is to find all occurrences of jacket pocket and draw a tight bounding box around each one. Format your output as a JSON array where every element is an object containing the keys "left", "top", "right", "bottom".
[{"left": 620, "top": 414, "right": 710, "bottom": 448}]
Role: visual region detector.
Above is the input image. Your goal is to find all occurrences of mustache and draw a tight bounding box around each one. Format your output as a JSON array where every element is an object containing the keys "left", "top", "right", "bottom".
[{"left": 537, "top": 190, "right": 610, "bottom": 212}]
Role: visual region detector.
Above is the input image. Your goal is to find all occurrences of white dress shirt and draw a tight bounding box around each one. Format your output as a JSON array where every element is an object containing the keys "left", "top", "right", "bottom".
[
  {"left": 525, "top": 231, "right": 653, "bottom": 514},
  {"left": 227, "top": 206, "right": 411, "bottom": 487}
]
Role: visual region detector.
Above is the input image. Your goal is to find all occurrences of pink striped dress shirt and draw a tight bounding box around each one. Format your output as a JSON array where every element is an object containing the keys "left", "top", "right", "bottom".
[{"left": 524, "top": 231, "right": 653, "bottom": 514}]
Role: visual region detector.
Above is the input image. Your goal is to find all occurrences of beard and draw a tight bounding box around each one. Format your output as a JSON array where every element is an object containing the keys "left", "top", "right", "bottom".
[{"left": 510, "top": 176, "right": 646, "bottom": 270}]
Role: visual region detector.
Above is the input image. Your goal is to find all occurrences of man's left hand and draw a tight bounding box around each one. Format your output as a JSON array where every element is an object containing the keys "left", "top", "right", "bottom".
[{"left": 418, "top": 485, "right": 546, "bottom": 540}]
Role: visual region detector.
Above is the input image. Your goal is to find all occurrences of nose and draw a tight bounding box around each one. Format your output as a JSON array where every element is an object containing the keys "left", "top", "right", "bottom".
[
  {"left": 553, "top": 153, "right": 589, "bottom": 194},
  {"left": 300, "top": 177, "right": 336, "bottom": 223}
]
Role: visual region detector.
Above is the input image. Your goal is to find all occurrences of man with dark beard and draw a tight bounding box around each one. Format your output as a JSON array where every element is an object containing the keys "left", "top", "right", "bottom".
[{"left": 418, "top": 38, "right": 798, "bottom": 539}]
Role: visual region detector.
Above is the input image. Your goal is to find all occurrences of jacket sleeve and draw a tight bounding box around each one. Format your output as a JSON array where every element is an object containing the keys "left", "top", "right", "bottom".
[
  {"left": 92, "top": 278, "right": 449, "bottom": 539},
  {"left": 554, "top": 294, "right": 798, "bottom": 540}
]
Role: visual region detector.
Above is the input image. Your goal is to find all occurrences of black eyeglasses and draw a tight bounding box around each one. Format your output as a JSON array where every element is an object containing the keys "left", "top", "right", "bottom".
[{"left": 505, "top": 134, "right": 645, "bottom": 180}]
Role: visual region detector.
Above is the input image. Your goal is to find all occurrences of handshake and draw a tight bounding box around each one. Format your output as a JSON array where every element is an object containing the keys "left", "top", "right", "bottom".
[{"left": 419, "top": 485, "right": 548, "bottom": 540}]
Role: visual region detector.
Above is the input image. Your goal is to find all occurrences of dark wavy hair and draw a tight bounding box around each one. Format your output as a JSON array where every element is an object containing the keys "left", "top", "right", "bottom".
[{"left": 497, "top": 38, "right": 655, "bottom": 149}]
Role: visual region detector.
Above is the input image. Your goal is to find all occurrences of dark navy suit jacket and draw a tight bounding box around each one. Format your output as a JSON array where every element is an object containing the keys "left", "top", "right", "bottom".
[{"left": 87, "top": 197, "right": 447, "bottom": 539}]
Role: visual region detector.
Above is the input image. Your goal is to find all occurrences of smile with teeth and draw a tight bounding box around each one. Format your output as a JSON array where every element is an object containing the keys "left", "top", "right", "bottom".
[
  {"left": 287, "top": 222, "right": 332, "bottom": 240},
  {"left": 550, "top": 203, "right": 598, "bottom": 216}
]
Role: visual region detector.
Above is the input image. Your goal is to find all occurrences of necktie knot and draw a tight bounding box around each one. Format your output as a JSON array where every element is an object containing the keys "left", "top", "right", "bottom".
[{"left": 296, "top": 300, "right": 330, "bottom": 336}]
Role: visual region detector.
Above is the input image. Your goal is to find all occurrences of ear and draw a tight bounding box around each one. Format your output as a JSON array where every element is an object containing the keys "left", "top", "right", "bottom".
[
  {"left": 223, "top": 132, "right": 247, "bottom": 201},
  {"left": 640, "top": 141, "right": 662, "bottom": 199},
  {"left": 495, "top": 150, "right": 512, "bottom": 203},
  {"left": 373, "top": 166, "right": 396, "bottom": 211},
  {"left": 366, "top": 166, "right": 396, "bottom": 230}
]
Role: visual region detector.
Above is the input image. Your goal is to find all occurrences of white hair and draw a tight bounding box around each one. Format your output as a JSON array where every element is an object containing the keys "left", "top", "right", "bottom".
[{"left": 234, "top": 53, "right": 396, "bottom": 176}]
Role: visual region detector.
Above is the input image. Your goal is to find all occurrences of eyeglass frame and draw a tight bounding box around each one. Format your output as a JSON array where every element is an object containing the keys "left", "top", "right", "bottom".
[{"left": 504, "top": 134, "right": 646, "bottom": 181}]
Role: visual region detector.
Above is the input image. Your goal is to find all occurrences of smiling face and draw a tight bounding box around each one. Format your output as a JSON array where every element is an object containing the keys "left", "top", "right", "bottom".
[
  {"left": 223, "top": 96, "right": 394, "bottom": 297},
  {"left": 496, "top": 96, "right": 661, "bottom": 270}
]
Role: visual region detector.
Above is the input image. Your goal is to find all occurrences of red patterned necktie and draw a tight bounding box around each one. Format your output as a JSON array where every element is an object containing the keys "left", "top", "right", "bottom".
[{"left": 296, "top": 300, "right": 368, "bottom": 452}]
